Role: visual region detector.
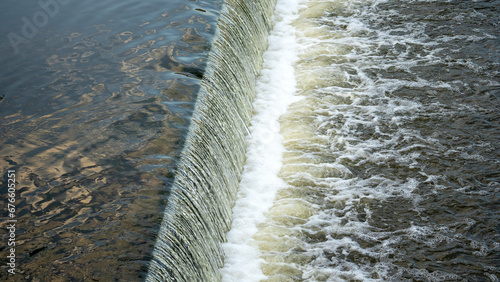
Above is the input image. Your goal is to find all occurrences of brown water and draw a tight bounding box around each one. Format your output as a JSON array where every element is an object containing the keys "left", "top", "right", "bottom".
[
  {"left": 255, "top": 0, "right": 500, "bottom": 280},
  {"left": 222, "top": 0, "right": 500, "bottom": 281},
  {"left": 0, "top": 0, "right": 222, "bottom": 280},
  {"left": 2, "top": 0, "right": 499, "bottom": 281}
]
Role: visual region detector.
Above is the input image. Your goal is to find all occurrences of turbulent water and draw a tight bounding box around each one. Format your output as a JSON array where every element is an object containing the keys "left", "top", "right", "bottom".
[
  {"left": 1, "top": 0, "right": 498, "bottom": 280},
  {"left": 147, "top": 0, "right": 276, "bottom": 280},
  {"left": 224, "top": 0, "right": 500, "bottom": 281}
]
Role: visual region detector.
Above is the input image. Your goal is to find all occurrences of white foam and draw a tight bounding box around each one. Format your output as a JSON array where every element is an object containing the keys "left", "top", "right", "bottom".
[
  {"left": 223, "top": 0, "right": 499, "bottom": 279},
  {"left": 219, "top": 0, "right": 304, "bottom": 281}
]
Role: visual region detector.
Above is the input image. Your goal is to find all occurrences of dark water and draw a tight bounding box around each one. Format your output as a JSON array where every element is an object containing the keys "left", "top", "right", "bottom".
[
  {"left": 0, "top": 0, "right": 222, "bottom": 280},
  {"left": 1, "top": 0, "right": 499, "bottom": 281},
  {"left": 246, "top": 0, "right": 500, "bottom": 280}
]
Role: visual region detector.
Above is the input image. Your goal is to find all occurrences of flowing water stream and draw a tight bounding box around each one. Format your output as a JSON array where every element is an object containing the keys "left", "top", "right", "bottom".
[
  {"left": 223, "top": 0, "right": 499, "bottom": 281},
  {"left": 1, "top": 0, "right": 498, "bottom": 281}
]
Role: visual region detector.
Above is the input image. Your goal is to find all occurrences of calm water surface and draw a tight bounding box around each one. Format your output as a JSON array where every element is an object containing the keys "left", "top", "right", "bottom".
[{"left": 0, "top": 0, "right": 222, "bottom": 280}]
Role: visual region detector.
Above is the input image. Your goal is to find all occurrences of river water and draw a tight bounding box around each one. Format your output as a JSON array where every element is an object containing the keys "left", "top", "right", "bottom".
[
  {"left": 1, "top": 0, "right": 498, "bottom": 281},
  {"left": 0, "top": 0, "right": 222, "bottom": 280},
  {"left": 223, "top": 0, "right": 499, "bottom": 281}
]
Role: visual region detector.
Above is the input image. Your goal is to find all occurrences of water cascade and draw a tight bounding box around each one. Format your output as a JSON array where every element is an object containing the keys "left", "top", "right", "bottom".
[{"left": 146, "top": 0, "right": 277, "bottom": 280}]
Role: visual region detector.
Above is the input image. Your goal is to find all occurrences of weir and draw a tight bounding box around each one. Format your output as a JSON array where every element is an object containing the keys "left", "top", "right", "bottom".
[{"left": 146, "top": 0, "right": 277, "bottom": 280}]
